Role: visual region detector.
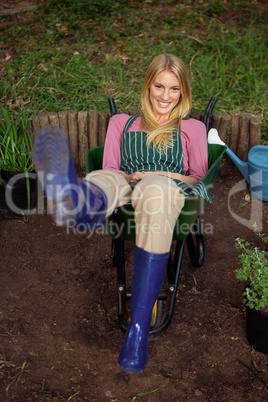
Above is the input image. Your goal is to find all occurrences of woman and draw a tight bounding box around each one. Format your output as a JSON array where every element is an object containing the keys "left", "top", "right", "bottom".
[{"left": 33, "top": 53, "right": 210, "bottom": 374}]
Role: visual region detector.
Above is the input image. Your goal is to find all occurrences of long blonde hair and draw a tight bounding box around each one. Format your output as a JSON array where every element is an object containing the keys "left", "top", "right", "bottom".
[{"left": 139, "top": 53, "right": 192, "bottom": 150}]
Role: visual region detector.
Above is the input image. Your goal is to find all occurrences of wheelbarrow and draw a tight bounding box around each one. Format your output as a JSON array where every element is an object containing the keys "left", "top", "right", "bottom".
[{"left": 85, "top": 97, "right": 226, "bottom": 338}]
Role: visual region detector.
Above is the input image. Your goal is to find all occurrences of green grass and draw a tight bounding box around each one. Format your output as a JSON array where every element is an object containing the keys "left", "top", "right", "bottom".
[
  {"left": 0, "top": 0, "right": 267, "bottom": 141},
  {"left": 0, "top": 109, "right": 33, "bottom": 173}
]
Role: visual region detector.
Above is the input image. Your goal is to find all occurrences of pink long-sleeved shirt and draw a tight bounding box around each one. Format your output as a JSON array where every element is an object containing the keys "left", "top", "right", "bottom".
[{"left": 103, "top": 114, "right": 208, "bottom": 181}]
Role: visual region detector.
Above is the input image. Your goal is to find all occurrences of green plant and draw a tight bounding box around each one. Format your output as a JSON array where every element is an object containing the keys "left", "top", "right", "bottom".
[
  {"left": 0, "top": 110, "right": 34, "bottom": 176},
  {"left": 0, "top": 109, "right": 34, "bottom": 210},
  {"left": 235, "top": 225, "right": 268, "bottom": 312}
]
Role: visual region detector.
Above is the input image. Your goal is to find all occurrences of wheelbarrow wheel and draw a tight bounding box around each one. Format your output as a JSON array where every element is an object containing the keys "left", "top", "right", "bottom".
[{"left": 150, "top": 300, "right": 163, "bottom": 328}]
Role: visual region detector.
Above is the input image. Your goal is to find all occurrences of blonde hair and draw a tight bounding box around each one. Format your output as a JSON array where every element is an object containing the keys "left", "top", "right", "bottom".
[{"left": 139, "top": 53, "right": 192, "bottom": 150}]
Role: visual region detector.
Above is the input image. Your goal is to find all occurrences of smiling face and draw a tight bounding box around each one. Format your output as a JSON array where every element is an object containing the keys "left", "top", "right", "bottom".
[{"left": 149, "top": 69, "right": 181, "bottom": 122}]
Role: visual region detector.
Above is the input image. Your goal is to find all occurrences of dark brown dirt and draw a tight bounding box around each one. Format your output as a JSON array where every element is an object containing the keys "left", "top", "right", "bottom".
[{"left": 0, "top": 159, "right": 268, "bottom": 401}]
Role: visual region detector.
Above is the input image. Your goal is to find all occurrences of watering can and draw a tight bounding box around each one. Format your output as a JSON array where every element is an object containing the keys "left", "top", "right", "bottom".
[{"left": 208, "top": 128, "right": 268, "bottom": 201}]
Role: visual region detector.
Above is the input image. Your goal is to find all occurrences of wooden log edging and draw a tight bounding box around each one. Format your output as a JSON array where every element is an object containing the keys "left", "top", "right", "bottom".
[{"left": 27, "top": 109, "right": 262, "bottom": 167}]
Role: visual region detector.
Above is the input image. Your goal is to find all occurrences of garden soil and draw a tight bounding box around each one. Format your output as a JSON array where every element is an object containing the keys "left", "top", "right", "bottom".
[{"left": 0, "top": 160, "right": 268, "bottom": 401}]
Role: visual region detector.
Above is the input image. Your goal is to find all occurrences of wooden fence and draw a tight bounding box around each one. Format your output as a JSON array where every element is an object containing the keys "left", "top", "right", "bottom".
[{"left": 27, "top": 109, "right": 261, "bottom": 168}]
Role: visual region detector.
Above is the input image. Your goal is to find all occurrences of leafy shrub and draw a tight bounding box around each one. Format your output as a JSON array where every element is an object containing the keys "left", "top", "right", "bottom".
[
  {"left": 235, "top": 226, "right": 268, "bottom": 312},
  {"left": 0, "top": 110, "right": 34, "bottom": 179}
]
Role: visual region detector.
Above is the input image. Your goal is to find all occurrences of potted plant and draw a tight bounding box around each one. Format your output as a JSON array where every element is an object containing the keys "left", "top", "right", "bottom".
[
  {"left": 0, "top": 109, "right": 36, "bottom": 218},
  {"left": 235, "top": 224, "right": 268, "bottom": 354}
]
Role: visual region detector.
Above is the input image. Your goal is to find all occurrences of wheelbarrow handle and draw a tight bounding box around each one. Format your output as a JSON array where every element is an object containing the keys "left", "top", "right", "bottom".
[
  {"left": 109, "top": 96, "right": 217, "bottom": 134},
  {"left": 203, "top": 96, "right": 218, "bottom": 134},
  {"left": 108, "top": 97, "right": 118, "bottom": 117}
]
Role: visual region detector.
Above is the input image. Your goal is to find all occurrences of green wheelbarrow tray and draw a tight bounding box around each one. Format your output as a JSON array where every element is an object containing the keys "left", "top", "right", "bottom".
[{"left": 85, "top": 142, "right": 226, "bottom": 338}]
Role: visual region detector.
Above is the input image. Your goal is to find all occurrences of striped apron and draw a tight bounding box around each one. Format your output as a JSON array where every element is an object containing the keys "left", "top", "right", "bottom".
[{"left": 120, "top": 116, "right": 211, "bottom": 202}]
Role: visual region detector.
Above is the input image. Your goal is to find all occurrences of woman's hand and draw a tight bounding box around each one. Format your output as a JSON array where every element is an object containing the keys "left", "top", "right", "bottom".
[
  {"left": 121, "top": 171, "right": 146, "bottom": 182},
  {"left": 140, "top": 171, "right": 198, "bottom": 187},
  {"left": 122, "top": 171, "right": 198, "bottom": 187}
]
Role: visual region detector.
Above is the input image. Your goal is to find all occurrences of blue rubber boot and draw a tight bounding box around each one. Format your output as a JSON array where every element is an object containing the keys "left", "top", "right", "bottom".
[
  {"left": 118, "top": 246, "right": 169, "bottom": 373},
  {"left": 33, "top": 125, "right": 107, "bottom": 229}
]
